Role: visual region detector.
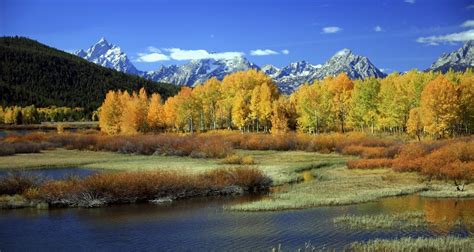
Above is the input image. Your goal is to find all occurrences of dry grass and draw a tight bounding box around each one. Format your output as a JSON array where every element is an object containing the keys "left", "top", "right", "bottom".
[
  {"left": 221, "top": 154, "right": 256, "bottom": 165},
  {"left": 2, "top": 167, "right": 271, "bottom": 208},
  {"left": 351, "top": 236, "right": 474, "bottom": 252},
  {"left": 334, "top": 211, "right": 428, "bottom": 230}
]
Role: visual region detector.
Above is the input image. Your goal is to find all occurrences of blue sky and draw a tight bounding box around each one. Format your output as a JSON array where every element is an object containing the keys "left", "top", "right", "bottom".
[{"left": 2, "top": 0, "right": 473, "bottom": 72}]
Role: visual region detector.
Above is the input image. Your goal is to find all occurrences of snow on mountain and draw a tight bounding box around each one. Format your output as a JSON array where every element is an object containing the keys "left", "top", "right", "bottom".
[
  {"left": 261, "top": 64, "right": 280, "bottom": 76},
  {"left": 428, "top": 40, "right": 474, "bottom": 73},
  {"left": 74, "top": 38, "right": 140, "bottom": 75},
  {"left": 146, "top": 56, "right": 259, "bottom": 86},
  {"left": 76, "top": 38, "right": 386, "bottom": 93},
  {"left": 270, "top": 50, "right": 385, "bottom": 93}
]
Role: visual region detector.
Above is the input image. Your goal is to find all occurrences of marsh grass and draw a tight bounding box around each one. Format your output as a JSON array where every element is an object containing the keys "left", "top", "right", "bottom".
[
  {"left": 1, "top": 167, "right": 271, "bottom": 208},
  {"left": 350, "top": 236, "right": 474, "bottom": 252},
  {"left": 334, "top": 212, "right": 427, "bottom": 230},
  {"left": 420, "top": 185, "right": 474, "bottom": 198},
  {"left": 228, "top": 167, "right": 427, "bottom": 211}
]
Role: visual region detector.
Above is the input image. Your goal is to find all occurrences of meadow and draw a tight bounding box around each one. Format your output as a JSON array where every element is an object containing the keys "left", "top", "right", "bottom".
[{"left": 1, "top": 131, "right": 473, "bottom": 211}]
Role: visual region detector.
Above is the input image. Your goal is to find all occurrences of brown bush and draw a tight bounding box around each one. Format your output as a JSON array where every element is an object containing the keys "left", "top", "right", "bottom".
[
  {"left": 341, "top": 145, "right": 387, "bottom": 159},
  {"left": 35, "top": 167, "right": 271, "bottom": 206},
  {"left": 0, "top": 173, "right": 43, "bottom": 195}
]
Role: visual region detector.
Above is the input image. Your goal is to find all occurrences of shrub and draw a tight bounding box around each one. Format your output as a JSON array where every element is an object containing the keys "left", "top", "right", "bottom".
[
  {"left": 0, "top": 142, "right": 15, "bottom": 156},
  {"left": 34, "top": 167, "right": 271, "bottom": 207},
  {"left": 0, "top": 173, "right": 43, "bottom": 195}
]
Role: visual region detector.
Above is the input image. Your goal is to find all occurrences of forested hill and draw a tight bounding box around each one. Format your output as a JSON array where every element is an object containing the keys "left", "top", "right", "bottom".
[{"left": 0, "top": 36, "right": 179, "bottom": 112}]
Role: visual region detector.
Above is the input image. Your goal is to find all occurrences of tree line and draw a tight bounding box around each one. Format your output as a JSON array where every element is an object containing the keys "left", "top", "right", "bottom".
[
  {"left": 0, "top": 105, "right": 88, "bottom": 124},
  {"left": 98, "top": 69, "right": 473, "bottom": 138}
]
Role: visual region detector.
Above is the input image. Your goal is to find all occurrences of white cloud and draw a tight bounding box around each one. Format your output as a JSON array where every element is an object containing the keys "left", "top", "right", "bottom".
[
  {"left": 250, "top": 49, "right": 279, "bottom": 56},
  {"left": 136, "top": 52, "right": 170, "bottom": 62},
  {"left": 165, "top": 48, "right": 244, "bottom": 60},
  {"left": 416, "top": 29, "right": 474, "bottom": 45},
  {"left": 281, "top": 49, "right": 290, "bottom": 55},
  {"left": 461, "top": 20, "right": 474, "bottom": 28},
  {"left": 374, "top": 25, "right": 383, "bottom": 32},
  {"left": 467, "top": 4, "right": 474, "bottom": 9},
  {"left": 322, "top": 26, "right": 342, "bottom": 34},
  {"left": 136, "top": 47, "right": 170, "bottom": 62},
  {"left": 147, "top": 46, "right": 162, "bottom": 53},
  {"left": 404, "top": 0, "right": 415, "bottom": 4}
]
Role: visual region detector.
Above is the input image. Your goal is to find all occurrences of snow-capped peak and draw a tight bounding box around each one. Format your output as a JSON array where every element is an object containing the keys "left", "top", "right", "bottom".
[{"left": 74, "top": 38, "right": 140, "bottom": 75}]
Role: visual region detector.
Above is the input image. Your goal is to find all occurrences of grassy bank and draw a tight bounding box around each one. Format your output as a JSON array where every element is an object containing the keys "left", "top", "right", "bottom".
[
  {"left": 334, "top": 211, "right": 428, "bottom": 230},
  {"left": 0, "top": 167, "right": 271, "bottom": 209},
  {"left": 350, "top": 237, "right": 474, "bottom": 252}
]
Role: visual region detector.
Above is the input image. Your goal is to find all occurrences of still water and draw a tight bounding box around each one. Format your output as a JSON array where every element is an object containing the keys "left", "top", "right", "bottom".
[
  {"left": 1, "top": 194, "right": 473, "bottom": 251},
  {"left": 0, "top": 168, "right": 98, "bottom": 180}
]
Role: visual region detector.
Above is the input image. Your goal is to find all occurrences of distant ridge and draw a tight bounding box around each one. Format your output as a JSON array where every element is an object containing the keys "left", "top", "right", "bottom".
[{"left": 76, "top": 38, "right": 387, "bottom": 93}]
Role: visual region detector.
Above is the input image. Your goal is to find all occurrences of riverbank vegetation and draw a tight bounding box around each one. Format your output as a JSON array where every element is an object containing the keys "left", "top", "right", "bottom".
[
  {"left": 0, "top": 167, "right": 271, "bottom": 208},
  {"left": 2, "top": 131, "right": 472, "bottom": 191},
  {"left": 334, "top": 211, "right": 428, "bottom": 230},
  {"left": 350, "top": 237, "right": 474, "bottom": 252}
]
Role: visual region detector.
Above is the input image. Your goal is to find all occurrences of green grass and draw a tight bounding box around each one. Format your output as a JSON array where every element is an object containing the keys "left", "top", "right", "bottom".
[
  {"left": 420, "top": 184, "right": 474, "bottom": 198},
  {"left": 351, "top": 236, "right": 474, "bottom": 252},
  {"left": 334, "top": 211, "right": 428, "bottom": 230},
  {"left": 229, "top": 166, "right": 427, "bottom": 211}
]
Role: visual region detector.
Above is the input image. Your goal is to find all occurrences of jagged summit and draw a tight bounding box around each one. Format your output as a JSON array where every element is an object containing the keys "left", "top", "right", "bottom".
[
  {"left": 428, "top": 40, "right": 474, "bottom": 73},
  {"left": 74, "top": 38, "right": 140, "bottom": 75}
]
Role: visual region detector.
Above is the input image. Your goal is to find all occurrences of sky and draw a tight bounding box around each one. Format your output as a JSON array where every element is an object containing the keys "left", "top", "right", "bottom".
[{"left": 1, "top": 0, "right": 473, "bottom": 72}]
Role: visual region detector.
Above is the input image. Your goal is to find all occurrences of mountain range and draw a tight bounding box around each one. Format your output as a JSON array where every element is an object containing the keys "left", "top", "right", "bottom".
[{"left": 75, "top": 38, "right": 474, "bottom": 93}]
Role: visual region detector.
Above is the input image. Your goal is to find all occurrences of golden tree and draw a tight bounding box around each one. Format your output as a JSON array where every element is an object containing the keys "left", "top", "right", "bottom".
[
  {"left": 147, "top": 93, "right": 164, "bottom": 132},
  {"left": 270, "top": 97, "right": 289, "bottom": 134},
  {"left": 259, "top": 82, "right": 273, "bottom": 132},
  {"left": 407, "top": 107, "right": 423, "bottom": 141},
  {"left": 121, "top": 88, "right": 149, "bottom": 135},
  {"left": 420, "top": 76, "right": 460, "bottom": 138},
  {"left": 232, "top": 91, "right": 248, "bottom": 132},
  {"left": 98, "top": 90, "right": 123, "bottom": 135},
  {"left": 327, "top": 73, "right": 354, "bottom": 133}
]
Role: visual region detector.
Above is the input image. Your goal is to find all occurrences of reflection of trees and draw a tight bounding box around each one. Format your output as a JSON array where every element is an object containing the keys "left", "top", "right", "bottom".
[
  {"left": 377, "top": 195, "right": 423, "bottom": 214},
  {"left": 376, "top": 195, "right": 474, "bottom": 234},
  {"left": 423, "top": 199, "right": 474, "bottom": 234}
]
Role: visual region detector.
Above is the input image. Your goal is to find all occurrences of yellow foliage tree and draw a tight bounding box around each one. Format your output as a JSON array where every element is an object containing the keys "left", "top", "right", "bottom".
[
  {"left": 121, "top": 88, "right": 149, "bottom": 135},
  {"left": 99, "top": 90, "right": 123, "bottom": 135},
  {"left": 232, "top": 91, "right": 248, "bottom": 131},
  {"left": 147, "top": 93, "right": 164, "bottom": 132},
  {"left": 270, "top": 97, "right": 289, "bottom": 134},
  {"left": 420, "top": 76, "right": 460, "bottom": 138},
  {"left": 327, "top": 73, "right": 354, "bottom": 133},
  {"left": 407, "top": 107, "right": 423, "bottom": 141}
]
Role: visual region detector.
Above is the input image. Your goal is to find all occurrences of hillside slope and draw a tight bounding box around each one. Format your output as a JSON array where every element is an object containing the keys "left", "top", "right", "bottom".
[{"left": 0, "top": 37, "right": 179, "bottom": 112}]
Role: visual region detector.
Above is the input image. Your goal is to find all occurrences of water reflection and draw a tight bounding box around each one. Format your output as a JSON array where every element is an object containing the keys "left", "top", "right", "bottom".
[
  {"left": 374, "top": 195, "right": 474, "bottom": 234},
  {"left": 1, "top": 194, "right": 472, "bottom": 251},
  {"left": 0, "top": 168, "right": 99, "bottom": 180}
]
